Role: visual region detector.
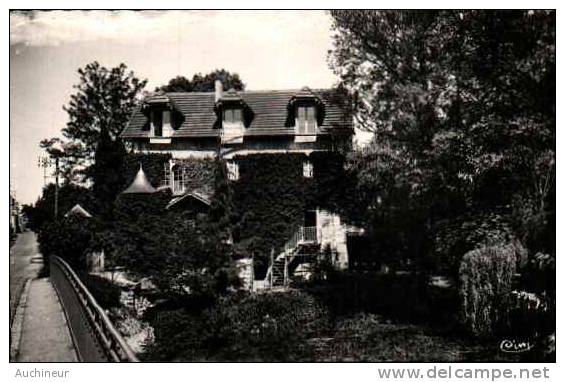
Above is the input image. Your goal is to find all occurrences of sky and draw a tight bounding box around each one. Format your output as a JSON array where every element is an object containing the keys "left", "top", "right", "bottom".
[{"left": 9, "top": 10, "right": 364, "bottom": 205}]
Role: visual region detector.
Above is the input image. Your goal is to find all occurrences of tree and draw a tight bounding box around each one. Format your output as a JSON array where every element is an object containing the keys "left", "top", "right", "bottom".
[
  {"left": 29, "top": 183, "right": 97, "bottom": 231},
  {"left": 42, "top": 62, "right": 147, "bottom": 182},
  {"left": 92, "top": 126, "right": 126, "bottom": 216},
  {"left": 105, "top": 159, "right": 240, "bottom": 301},
  {"left": 330, "top": 11, "right": 555, "bottom": 269},
  {"left": 156, "top": 69, "right": 245, "bottom": 92}
]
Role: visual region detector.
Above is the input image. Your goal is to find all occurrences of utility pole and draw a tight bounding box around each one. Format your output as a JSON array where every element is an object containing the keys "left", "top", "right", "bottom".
[
  {"left": 37, "top": 156, "right": 51, "bottom": 187},
  {"left": 41, "top": 142, "right": 64, "bottom": 222}
]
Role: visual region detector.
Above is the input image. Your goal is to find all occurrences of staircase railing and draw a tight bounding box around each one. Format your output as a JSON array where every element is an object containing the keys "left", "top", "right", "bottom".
[{"left": 257, "top": 226, "right": 318, "bottom": 290}]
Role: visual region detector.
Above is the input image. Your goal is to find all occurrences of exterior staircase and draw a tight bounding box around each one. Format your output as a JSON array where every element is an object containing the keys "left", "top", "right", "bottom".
[
  {"left": 271, "top": 257, "right": 286, "bottom": 287},
  {"left": 255, "top": 226, "right": 320, "bottom": 290}
]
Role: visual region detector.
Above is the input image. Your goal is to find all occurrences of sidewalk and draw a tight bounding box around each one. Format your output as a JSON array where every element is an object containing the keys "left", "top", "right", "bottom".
[{"left": 16, "top": 278, "right": 78, "bottom": 362}]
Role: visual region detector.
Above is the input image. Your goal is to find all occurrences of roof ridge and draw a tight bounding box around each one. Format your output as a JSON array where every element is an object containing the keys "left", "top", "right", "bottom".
[{"left": 164, "top": 88, "right": 334, "bottom": 96}]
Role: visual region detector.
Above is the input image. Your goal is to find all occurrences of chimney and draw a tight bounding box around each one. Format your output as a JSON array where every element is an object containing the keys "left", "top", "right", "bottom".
[{"left": 215, "top": 80, "right": 223, "bottom": 102}]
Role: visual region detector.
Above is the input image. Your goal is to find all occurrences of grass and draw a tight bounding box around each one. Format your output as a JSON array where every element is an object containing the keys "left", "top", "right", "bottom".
[{"left": 308, "top": 313, "right": 524, "bottom": 362}]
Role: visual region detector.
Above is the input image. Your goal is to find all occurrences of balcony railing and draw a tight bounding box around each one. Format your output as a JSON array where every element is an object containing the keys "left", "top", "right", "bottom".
[{"left": 298, "top": 226, "right": 317, "bottom": 244}]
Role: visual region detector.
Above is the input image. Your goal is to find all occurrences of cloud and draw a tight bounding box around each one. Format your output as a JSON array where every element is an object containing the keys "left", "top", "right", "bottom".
[{"left": 10, "top": 10, "right": 332, "bottom": 47}]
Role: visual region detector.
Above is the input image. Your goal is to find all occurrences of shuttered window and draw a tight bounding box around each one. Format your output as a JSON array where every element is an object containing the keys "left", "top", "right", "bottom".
[
  {"left": 296, "top": 106, "right": 316, "bottom": 134},
  {"left": 297, "top": 106, "right": 306, "bottom": 133},
  {"left": 224, "top": 108, "right": 243, "bottom": 124}
]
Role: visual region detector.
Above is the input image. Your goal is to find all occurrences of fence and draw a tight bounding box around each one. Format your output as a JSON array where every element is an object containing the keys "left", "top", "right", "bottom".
[{"left": 50, "top": 256, "right": 139, "bottom": 362}]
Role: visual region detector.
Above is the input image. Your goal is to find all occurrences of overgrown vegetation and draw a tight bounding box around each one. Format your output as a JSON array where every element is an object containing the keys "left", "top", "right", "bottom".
[
  {"left": 143, "top": 291, "right": 329, "bottom": 361},
  {"left": 330, "top": 10, "right": 555, "bottom": 354},
  {"left": 26, "top": 11, "right": 555, "bottom": 362},
  {"left": 231, "top": 152, "right": 354, "bottom": 276}
]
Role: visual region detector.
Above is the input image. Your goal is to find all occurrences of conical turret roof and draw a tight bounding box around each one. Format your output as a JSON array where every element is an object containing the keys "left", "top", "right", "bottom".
[
  {"left": 122, "top": 164, "right": 157, "bottom": 194},
  {"left": 65, "top": 204, "right": 93, "bottom": 218}
]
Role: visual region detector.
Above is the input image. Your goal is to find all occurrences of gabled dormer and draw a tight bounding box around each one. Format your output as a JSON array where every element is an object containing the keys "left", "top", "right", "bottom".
[
  {"left": 214, "top": 82, "right": 252, "bottom": 144},
  {"left": 141, "top": 93, "right": 182, "bottom": 144},
  {"left": 288, "top": 87, "right": 325, "bottom": 143}
]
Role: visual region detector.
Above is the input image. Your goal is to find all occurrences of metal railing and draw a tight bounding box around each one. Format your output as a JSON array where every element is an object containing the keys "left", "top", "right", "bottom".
[
  {"left": 284, "top": 226, "right": 318, "bottom": 252},
  {"left": 50, "top": 256, "right": 139, "bottom": 362},
  {"left": 256, "top": 226, "right": 319, "bottom": 290}
]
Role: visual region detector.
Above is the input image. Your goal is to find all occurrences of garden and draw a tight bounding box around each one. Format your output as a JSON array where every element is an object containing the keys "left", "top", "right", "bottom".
[{"left": 24, "top": 10, "right": 555, "bottom": 363}]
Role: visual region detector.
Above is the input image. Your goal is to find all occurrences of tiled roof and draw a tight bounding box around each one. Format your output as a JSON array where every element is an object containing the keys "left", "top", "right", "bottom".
[{"left": 121, "top": 89, "right": 353, "bottom": 139}]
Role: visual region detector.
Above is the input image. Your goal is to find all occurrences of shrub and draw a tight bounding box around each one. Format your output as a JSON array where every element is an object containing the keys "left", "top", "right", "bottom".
[
  {"left": 81, "top": 274, "right": 122, "bottom": 309},
  {"left": 434, "top": 212, "right": 515, "bottom": 276},
  {"left": 305, "top": 271, "right": 458, "bottom": 326},
  {"left": 143, "top": 291, "right": 329, "bottom": 361},
  {"left": 506, "top": 290, "right": 553, "bottom": 341},
  {"left": 37, "top": 215, "right": 98, "bottom": 271},
  {"left": 459, "top": 243, "right": 518, "bottom": 336},
  {"left": 522, "top": 252, "right": 555, "bottom": 298}
]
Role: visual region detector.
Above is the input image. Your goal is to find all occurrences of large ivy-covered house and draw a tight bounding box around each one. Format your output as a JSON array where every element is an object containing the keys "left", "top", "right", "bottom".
[{"left": 120, "top": 81, "right": 358, "bottom": 289}]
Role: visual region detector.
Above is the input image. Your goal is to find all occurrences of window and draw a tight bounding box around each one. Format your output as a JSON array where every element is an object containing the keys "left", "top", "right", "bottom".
[
  {"left": 296, "top": 105, "right": 316, "bottom": 134},
  {"left": 223, "top": 108, "right": 243, "bottom": 124},
  {"left": 152, "top": 110, "right": 163, "bottom": 137},
  {"left": 303, "top": 161, "right": 314, "bottom": 178},
  {"left": 227, "top": 161, "right": 239, "bottom": 181},
  {"left": 172, "top": 165, "right": 185, "bottom": 194},
  {"left": 222, "top": 107, "right": 244, "bottom": 144}
]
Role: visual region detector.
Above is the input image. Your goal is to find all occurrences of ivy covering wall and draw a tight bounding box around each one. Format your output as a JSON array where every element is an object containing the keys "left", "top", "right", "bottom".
[
  {"left": 119, "top": 151, "right": 356, "bottom": 279},
  {"left": 230, "top": 152, "right": 355, "bottom": 276},
  {"left": 123, "top": 152, "right": 172, "bottom": 189}
]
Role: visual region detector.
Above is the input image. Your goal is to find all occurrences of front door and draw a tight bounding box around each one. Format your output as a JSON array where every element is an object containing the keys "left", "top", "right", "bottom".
[{"left": 304, "top": 209, "right": 317, "bottom": 227}]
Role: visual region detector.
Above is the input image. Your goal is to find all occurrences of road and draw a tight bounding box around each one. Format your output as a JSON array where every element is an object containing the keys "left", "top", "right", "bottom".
[{"left": 9, "top": 231, "right": 43, "bottom": 324}]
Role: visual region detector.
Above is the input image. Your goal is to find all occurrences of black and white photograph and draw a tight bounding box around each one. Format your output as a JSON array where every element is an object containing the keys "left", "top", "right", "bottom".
[{"left": 8, "top": 6, "right": 556, "bottom": 371}]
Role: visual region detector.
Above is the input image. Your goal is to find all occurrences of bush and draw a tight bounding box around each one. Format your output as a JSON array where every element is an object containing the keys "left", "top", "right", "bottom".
[
  {"left": 434, "top": 212, "right": 515, "bottom": 276},
  {"left": 143, "top": 291, "right": 329, "bottom": 361},
  {"left": 37, "top": 215, "right": 98, "bottom": 271},
  {"left": 304, "top": 271, "right": 458, "bottom": 326},
  {"left": 81, "top": 274, "right": 122, "bottom": 309},
  {"left": 522, "top": 252, "right": 555, "bottom": 298},
  {"left": 459, "top": 243, "right": 518, "bottom": 336}
]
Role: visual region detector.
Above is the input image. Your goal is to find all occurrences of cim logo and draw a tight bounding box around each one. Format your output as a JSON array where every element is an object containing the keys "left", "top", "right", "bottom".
[{"left": 500, "top": 339, "right": 534, "bottom": 353}]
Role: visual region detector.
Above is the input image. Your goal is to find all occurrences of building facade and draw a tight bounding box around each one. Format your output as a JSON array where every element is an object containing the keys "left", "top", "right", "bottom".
[{"left": 121, "top": 81, "right": 355, "bottom": 288}]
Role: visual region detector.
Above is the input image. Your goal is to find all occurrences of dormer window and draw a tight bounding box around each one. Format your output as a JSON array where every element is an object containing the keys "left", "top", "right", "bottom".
[
  {"left": 221, "top": 106, "right": 244, "bottom": 144},
  {"left": 148, "top": 103, "right": 173, "bottom": 144},
  {"left": 296, "top": 105, "right": 317, "bottom": 135},
  {"left": 216, "top": 88, "right": 252, "bottom": 145},
  {"left": 223, "top": 107, "right": 243, "bottom": 125}
]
